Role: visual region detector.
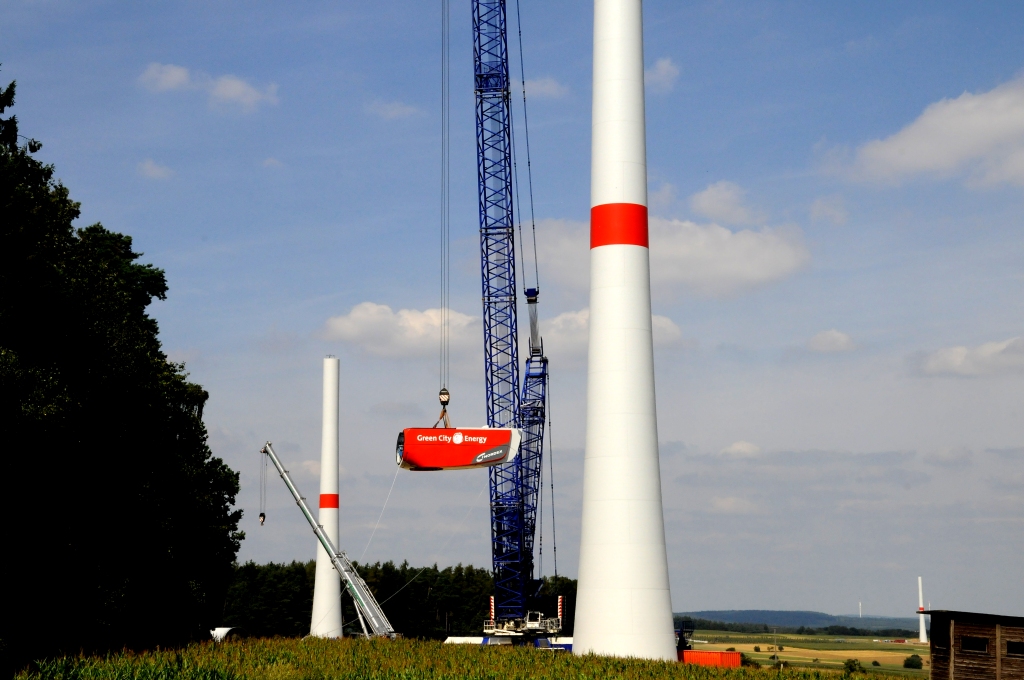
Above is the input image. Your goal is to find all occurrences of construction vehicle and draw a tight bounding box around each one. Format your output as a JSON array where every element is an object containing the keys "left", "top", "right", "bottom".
[{"left": 260, "top": 442, "right": 395, "bottom": 638}]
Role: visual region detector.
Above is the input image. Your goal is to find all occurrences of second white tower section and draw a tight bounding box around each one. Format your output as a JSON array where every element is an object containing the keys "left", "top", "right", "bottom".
[{"left": 310, "top": 357, "right": 343, "bottom": 637}]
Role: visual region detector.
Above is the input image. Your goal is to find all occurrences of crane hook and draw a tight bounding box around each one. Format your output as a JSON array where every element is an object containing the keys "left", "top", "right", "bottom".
[{"left": 434, "top": 388, "right": 452, "bottom": 428}]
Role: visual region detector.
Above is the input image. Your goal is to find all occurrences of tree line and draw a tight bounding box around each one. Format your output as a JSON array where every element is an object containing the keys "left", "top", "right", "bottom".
[
  {"left": 2, "top": 71, "right": 242, "bottom": 675},
  {"left": 673, "top": 616, "right": 917, "bottom": 638},
  {"left": 222, "top": 560, "right": 577, "bottom": 640},
  {"left": 1, "top": 73, "right": 574, "bottom": 675}
]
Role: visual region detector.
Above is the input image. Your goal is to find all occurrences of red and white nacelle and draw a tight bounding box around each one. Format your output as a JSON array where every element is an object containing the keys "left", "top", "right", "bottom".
[{"left": 396, "top": 427, "right": 522, "bottom": 471}]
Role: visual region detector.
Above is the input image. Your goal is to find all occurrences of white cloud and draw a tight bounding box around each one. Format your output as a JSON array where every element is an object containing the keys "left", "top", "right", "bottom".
[
  {"left": 689, "top": 181, "right": 765, "bottom": 225},
  {"left": 918, "top": 337, "right": 1024, "bottom": 377},
  {"left": 538, "top": 308, "right": 685, "bottom": 364},
  {"left": 299, "top": 460, "right": 321, "bottom": 476},
  {"left": 650, "top": 217, "right": 809, "bottom": 297},
  {"left": 652, "top": 314, "right": 685, "bottom": 347},
  {"left": 138, "top": 158, "right": 173, "bottom": 179},
  {"left": 807, "top": 329, "right": 856, "bottom": 353},
  {"left": 366, "top": 100, "right": 422, "bottom": 120},
  {"left": 853, "top": 78, "right": 1024, "bottom": 186},
  {"left": 138, "top": 63, "right": 278, "bottom": 112},
  {"left": 649, "top": 182, "right": 676, "bottom": 211},
  {"left": 524, "top": 77, "right": 567, "bottom": 99},
  {"left": 721, "top": 441, "right": 761, "bottom": 456},
  {"left": 709, "top": 496, "right": 757, "bottom": 514},
  {"left": 209, "top": 75, "right": 278, "bottom": 111},
  {"left": 536, "top": 216, "right": 809, "bottom": 298},
  {"left": 541, "top": 308, "right": 591, "bottom": 361},
  {"left": 645, "top": 57, "right": 679, "bottom": 94},
  {"left": 139, "top": 63, "right": 191, "bottom": 91},
  {"left": 263, "top": 157, "right": 282, "bottom": 167},
  {"left": 322, "top": 302, "right": 478, "bottom": 358},
  {"left": 809, "top": 195, "right": 848, "bottom": 225},
  {"left": 923, "top": 447, "right": 974, "bottom": 468}
]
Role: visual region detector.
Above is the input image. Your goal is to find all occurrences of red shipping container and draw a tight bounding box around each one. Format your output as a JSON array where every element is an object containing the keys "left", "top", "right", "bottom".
[{"left": 679, "top": 650, "right": 742, "bottom": 667}]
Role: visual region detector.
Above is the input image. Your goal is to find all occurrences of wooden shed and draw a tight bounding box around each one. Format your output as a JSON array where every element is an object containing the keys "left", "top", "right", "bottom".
[{"left": 926, "top": 610, "right": 1024, "bottom": 679}]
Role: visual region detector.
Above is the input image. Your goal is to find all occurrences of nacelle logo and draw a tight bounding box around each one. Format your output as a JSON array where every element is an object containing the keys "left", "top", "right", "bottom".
[
  {"left": 415, "top": 432, "right": 487, "bottom": 444},
  {"left": 453, "top": 432, "right": 487, "bottom": 444},
  {"left": 474, "top": 448, "right": 505, "bottom": 463}
]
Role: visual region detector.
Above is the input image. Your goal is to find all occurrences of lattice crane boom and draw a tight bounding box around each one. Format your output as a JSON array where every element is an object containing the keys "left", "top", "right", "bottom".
[{"left": 472, "top": 0, "right": 551, "bottom": 628}]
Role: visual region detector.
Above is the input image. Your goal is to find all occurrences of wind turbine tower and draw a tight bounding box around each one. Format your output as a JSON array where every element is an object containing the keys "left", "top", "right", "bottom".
[
  {"left": 918, "top": 576, "right": 928, "bottom": 643},
  {"left": 573, "top": 0, "right": 676, "bottom": 661},
  {"left": 310, "top": 357, "right": 343, "bottom": 637}
]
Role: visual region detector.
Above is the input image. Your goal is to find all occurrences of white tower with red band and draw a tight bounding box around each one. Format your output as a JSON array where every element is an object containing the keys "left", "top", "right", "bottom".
[
  {"left": 310, "top": 356, "right": 343, "bottom": 637},
  {"left": 573, "top": 0, "right": 676, "bottom": 661},
  {"left": 918, "top": 576, "right": 927, "bottom": 643}
]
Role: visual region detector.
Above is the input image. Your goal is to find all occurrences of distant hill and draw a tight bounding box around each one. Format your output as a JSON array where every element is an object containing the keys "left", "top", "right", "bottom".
[{"left": 676, "top": 610, "right": 922, "bottom": 631}]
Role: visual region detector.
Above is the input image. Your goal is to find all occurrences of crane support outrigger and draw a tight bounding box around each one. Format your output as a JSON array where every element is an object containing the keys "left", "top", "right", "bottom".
[{"left": 260, "top": 442, "right": 396, "bottom": 639}]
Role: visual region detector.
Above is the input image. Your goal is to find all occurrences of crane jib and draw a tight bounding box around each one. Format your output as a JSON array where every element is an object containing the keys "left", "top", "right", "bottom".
[
  {"left": 473, "top": 0, "right": 551, "bottom": 628},
  {"left": 260, "top": 442, "right": 395, "bottom": 638}
]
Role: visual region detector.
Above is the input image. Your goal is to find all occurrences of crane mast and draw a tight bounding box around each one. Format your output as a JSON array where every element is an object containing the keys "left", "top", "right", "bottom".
[{"left": 472, "top": 0, "right": 551, "bottom": 630}]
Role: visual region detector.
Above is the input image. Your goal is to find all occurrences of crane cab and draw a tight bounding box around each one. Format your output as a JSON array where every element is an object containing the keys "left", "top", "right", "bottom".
[{"left": 396, "top": 427, "right": 522, "bottom": 471}]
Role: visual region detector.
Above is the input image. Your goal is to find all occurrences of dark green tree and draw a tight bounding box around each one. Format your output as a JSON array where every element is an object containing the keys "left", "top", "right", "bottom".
[
  {"left": 220, "top": 560, "right": 498, "bottom": 640},
  {"left": 536, "top": 574, "right": 577, "bottom": 635},
  {"left": 903, "top": 654, "right": 923, "bottom": 669},
  {"left": 0, "top": 71, "right": 242, "bottom": 674},
  {"left": 352, "top": 561, "right": 495, "bottom": 639},
  {"left": 222, "top": 561, "right": 316, "bottom": 637}
]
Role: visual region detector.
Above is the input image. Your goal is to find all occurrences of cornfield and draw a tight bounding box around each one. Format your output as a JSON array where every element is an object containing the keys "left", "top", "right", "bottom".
[{"left": 16, "top": 637, "right": 905, "bottom": 680}]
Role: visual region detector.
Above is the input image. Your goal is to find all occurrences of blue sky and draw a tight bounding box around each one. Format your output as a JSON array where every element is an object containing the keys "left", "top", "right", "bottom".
[{"left": 5, "top": 1, "right": 1024, "bottom": 618}]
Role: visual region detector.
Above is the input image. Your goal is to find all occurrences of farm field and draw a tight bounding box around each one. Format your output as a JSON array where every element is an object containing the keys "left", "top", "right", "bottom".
[
  {"left": 694, "top": 630, "right": 930, "bottom": 677},
  {"left": 14, "top": 637, "right": 920, "bottom": 680}
]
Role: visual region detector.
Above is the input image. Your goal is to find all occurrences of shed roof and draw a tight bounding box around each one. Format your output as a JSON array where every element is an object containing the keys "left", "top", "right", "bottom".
[{"left": 922, "top": 610, "right": 1024, "bottom": 628}]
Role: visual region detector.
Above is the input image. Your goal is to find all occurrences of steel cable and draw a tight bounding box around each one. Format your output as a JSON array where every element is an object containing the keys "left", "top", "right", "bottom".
[{"left": 439, "top": 0, "right": 451, "bottom": 392}]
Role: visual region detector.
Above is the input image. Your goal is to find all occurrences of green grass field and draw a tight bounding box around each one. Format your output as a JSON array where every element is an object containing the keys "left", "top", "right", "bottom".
[
  {"left": 15, "top": 637, "right": 922, "bottom": 680},
  {"left": 692, "top": 630, "right": 930, "bottom": 677}
]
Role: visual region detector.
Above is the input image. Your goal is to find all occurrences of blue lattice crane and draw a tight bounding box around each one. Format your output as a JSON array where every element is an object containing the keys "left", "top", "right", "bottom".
[{"left": 472, "top": 0, "right": 555, "bottom": 635}]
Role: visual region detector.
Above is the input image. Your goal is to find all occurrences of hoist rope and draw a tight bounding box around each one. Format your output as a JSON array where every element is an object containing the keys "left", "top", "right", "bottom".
[
  {"left": 537, "top": 449, "right": 544, "bottom": 576},
  {"left": 378, "top": 485, "right": 487, "bottom": 605},
  {"left": 439, "top": 0, "right": 452, "bottom": 391},
  {"left": 258, "top": 447, "right": 268, "bottom": 523},
  {"left": 361, "top": 466, "right": 401, "bottom": 560},
  {"left": 547, "top": 378, "right": 558, "bottom": 577},
  {"left": 510, "top": 111, "right": 528, "bottom": 297},
  {"left": 513, "top": 0, "right": 541, "bottom": 292}
]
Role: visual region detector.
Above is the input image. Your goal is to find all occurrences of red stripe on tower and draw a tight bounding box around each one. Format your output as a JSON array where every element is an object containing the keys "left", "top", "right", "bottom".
[
  {"left": 320, "top": 494, "right": 339, "bottom": 508},
  {"left": 590, "top": 203, "right": 648, "bottom": 249}
]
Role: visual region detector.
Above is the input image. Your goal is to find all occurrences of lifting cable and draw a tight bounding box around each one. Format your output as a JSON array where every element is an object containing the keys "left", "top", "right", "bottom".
[
  {"left": 547, "top": 379, "right": 558, "bottom": 577},
  {"left": 510, "top": 0, "right": 556, "bottom": 578},
  {"left": 258, "top": 447, "right": 268, "bottom": 526},
  {"left": 512, "top": 0, "right": 541, "bottom": 292},
  {"left": 361, "top": 466, "right": 400, "bottom": 560},
  {"left": 378, "top": 486, "right": 487, "bottom": 606},
  {"left": 538, "top": 454, "right": 544, "bottom": 576},
  {"left": 438, "top": 0, "right": 452, "bottom": 422},
  {"left": 537, "top": 379, "right": 558, "bottom": 578}
]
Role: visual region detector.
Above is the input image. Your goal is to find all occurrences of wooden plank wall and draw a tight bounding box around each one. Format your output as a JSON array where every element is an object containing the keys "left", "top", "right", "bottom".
[
  {"left": 952, "top": 622, "right": 997, "bottom": 679},
  {"left": 1003, "top": 624, "right": 1024, "bottom": 680},
  {"left": 928, "top": 615, "right": 951, "bottom": 679}
]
